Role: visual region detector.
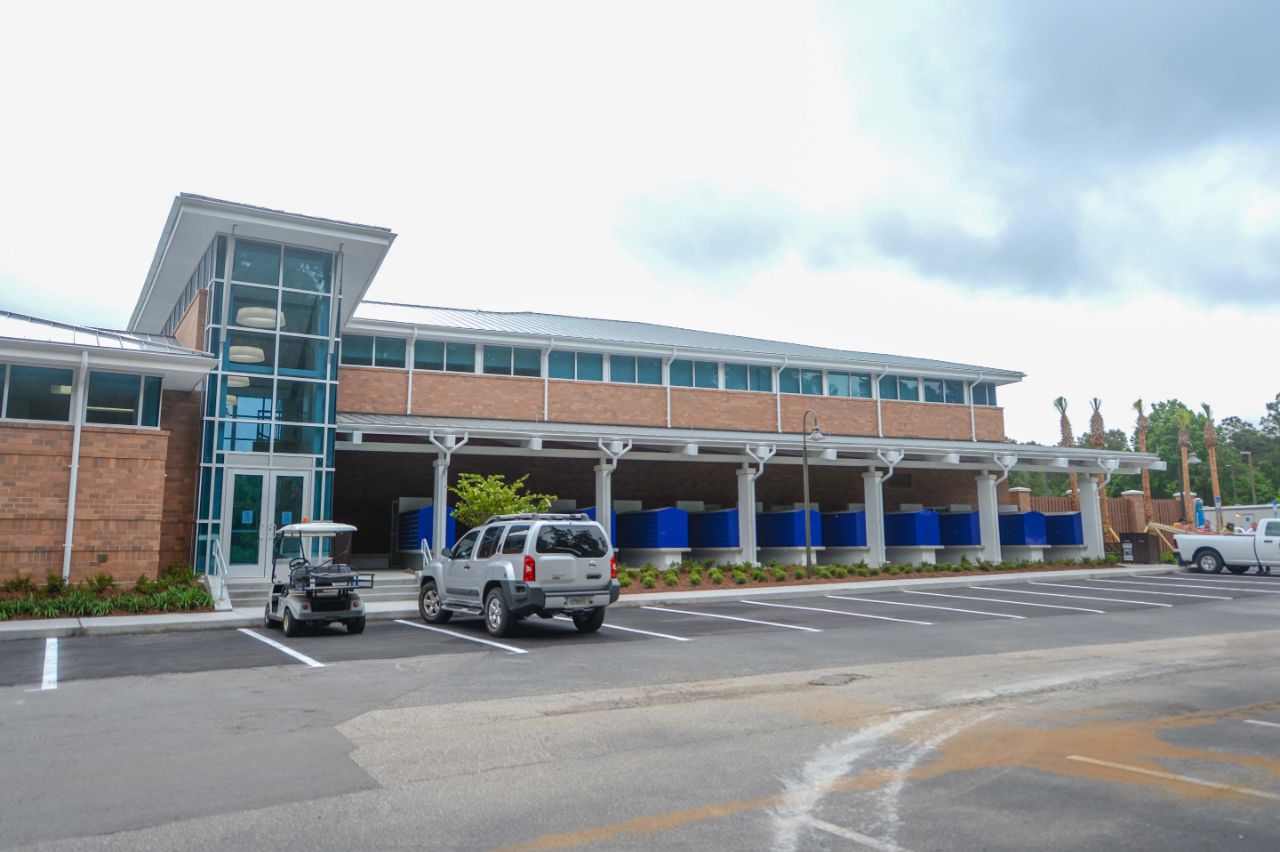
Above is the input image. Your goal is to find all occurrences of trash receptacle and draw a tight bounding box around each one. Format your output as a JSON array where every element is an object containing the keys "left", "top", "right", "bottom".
[{"left": 1118, "top": 532, "right": 1157, "bottom": 564}]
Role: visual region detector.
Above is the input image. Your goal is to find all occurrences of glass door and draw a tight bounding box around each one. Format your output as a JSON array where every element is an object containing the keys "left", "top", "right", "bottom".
[{"left": 222, "top": 470, "right": 312, "bottom": 578}]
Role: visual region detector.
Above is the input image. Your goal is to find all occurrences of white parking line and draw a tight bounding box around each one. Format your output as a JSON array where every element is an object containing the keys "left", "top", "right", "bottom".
[
  {"left": 1131, "top": 576, "right": 1280, "bottom": 593},
  {"left": 41, "top": 638, "right": 57, "bottom": 690},
  {"left": 553, "top": 615, "right": 692, "bottom": 642},
  {"left": 1017, "top": 584, "right": 1173, "bottom": 607},
  {"left": 743, "top": 599, "right": 932, "bottom": 626},
  {"left": 904, "top": 590, "right": 1105, "bottom": 614},
  {"left": 826, "top": 595, "right": 1025, "bottom": 620},
  {"left": 1154, "top": 574, "right": 1280, "bottom": 586},
  {"left": 1067, "top": 755, "right": 1280, "bottom": 802},
  {"left": 1244, "top": 719, "right": 1280, "bottom": 729},
  {"left": 237, "top": 628, "right": 326, "bottom": 667},
  {"left": 796, "top": 815, "right": 911, "bottom": 851},
  {"left": 1083, "top": 579, "right": 1233, "bottom": 599},
  {"left": 395, "top": 619, "right": 529, "bottom": 654},
  {"left": 641, "top": 606, "right": 822, "bottom": 632}
]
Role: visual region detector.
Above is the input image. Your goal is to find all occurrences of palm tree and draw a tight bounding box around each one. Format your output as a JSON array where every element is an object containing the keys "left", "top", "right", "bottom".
[
  {"left": 1202, "top": 403, "right": 1222, "bottom": 528},
  {"left": 1134, "top": 399, "right": 1153, "bottom": 524},
  {"left": 1176, "top": 408, "right": 1194, "bottom": 525},
  {"left": 1054, "top": 397, "right": 1079, "bottom": 509},
  {"left": 1090, "top": 398, "right": 1112, "bottom": 534}
]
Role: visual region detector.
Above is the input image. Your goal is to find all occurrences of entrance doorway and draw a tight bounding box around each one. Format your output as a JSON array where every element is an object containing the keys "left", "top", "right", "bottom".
[{"left": 223, "top": 469, "right": 312, "bottom": 578}]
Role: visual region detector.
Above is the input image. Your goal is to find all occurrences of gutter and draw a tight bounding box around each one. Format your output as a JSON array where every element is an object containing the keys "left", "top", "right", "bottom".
[{"left": 62, "top": 351, "right": 89, "bottom": 581}]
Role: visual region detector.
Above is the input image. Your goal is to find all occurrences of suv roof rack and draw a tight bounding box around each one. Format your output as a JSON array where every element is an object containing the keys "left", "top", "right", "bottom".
[{"left": 483, "top": 512, "right": 591, "bottom": 524}]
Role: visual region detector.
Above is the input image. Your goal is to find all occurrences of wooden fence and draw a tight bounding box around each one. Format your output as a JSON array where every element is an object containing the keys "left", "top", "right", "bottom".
[{"left": 1028, "top": 494, "right": 1184, "bottom": 555}]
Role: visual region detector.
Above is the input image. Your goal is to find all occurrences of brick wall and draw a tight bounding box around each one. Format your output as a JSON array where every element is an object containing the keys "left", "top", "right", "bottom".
[
  {"left": 173, "top": 290, "right": 206, "bottom": 353},
  {"left": 158, "top": 390, "right": 202, "bottom": 570},
  {"left": 670, "top": 387, "right": 776, "bottom": 431},
  {"left": 335, "top": 450, "right": 1008, "bottom": 556},
  {"left": 337, "top": 367, "right": 409, "bottom": 413},
  {"left": 547, "top": 380, "right": 667, "bottom": 427},
  {"left": 779, "top": 395, "right": 878, "bottom": 437},
  {"left": 413, "top": 372, "right": 542, "bottom": 420},
  {"left": 0, "top": 421, "right": 172, "bottom": 583}
]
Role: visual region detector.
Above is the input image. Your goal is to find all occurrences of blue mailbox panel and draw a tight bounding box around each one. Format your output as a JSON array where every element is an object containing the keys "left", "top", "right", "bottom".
[
  {"left": 885, "top": 510, "right": 942, "bottom": 546},
  {"left": 617, "top": 507, "right": 689, "bottom": 549},
  {"left": 582, "top": 507, "right": 618, "bottom": 546},
  {"left": 757, "top": 509, "right": 823, "bottom": 548},
  {"left": 688, "top": 508, "right": 740, "bottom": 548},
  {"left": 1000, "top": 511, "right": 1048, "bottom": 546},
  {"left": 397, "top": 506, "right": 456, "bottom": 551},
  {"left": 1044, "top": 512, "right": 1084, "bottom": 545},
  {"left": 940, "top": 512, "right": 982, "bottom": 546},
  {"left": 822, "top": 511, "right": 867, "bottom": 547}
]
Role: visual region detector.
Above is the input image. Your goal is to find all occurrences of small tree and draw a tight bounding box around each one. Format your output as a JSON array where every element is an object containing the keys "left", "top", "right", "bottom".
[{"left": 449, "top": 473, "right": 555, "bottom": 528}]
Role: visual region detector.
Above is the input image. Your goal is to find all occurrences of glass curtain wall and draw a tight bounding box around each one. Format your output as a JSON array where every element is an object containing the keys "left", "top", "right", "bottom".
[{"left": 193, "top": 236, "right": 339, "bottom": 573}]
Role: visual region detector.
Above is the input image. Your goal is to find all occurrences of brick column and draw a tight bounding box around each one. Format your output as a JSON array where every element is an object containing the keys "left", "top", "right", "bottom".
[
  {"left": 1121, "top": 489, "right": 1146, "bottom": 531},
  {"left": 1008, "top": 486, "right": 1032, "bottom": 512}
]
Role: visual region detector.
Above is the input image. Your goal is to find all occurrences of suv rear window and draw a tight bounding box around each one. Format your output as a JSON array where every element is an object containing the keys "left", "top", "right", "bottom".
[
  {"left": 501, "top": 524, "right": 530, "bottom": 555},
  {"left": 535, "top": 525, "right": 609, "bottom": 558}
]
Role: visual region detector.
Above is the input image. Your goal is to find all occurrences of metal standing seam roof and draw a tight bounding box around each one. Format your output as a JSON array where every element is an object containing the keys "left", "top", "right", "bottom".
[
  {"left": 351, "top": 301, "right": 1024, "bottom": 380},
  {"left": 0, "top": 310, "right": 211, "bottom": 358}
]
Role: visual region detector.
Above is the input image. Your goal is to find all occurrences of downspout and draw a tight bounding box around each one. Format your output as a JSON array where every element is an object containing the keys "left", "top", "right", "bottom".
[
  {"left": 968, "top": 372, "right": 985, "bottom": 442},
  {"left": 407, "top": 325, "right": 417, "bottom": 415},
  {"left": 876, "top": 448, "right": 905, "bottom": 484},
  {"left": 993, "top": 453, "right": 1018, "bottom": 485},
  {"left": 875, "top": 363, "right": 889, "bottom": 438},
  {"left": 775, "top": 357, "right": 788, "bottom": 433},
  {"left": 62, "top": 351, "right": 89, "bottom": 582},
  {"left": 543, "top": 337, "right": 554, "bottom": 421},
  {"left": 665, "top": 346, "right": 676, "bottom": 428}
]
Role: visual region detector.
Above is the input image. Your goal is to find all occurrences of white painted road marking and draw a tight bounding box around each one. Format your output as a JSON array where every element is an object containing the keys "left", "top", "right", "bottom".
[
  {"left": 904, "top": 590, "right": 1105, "bottom": 614},
  {"left": 237, "top": 628, "right": 326, "bottom": 667},
  {"left": 827, "top": 594, "right": 1025, "bottom": 620},
  {"left": 1015, "top": 584, "right": 1173, "bottom": 607},
  {"left": 641, "top": 606, "right": 822, "bottom": 632},
  {"left": 1245, "top": 719, "right": 1280, "bottom": 729},
  {"left": 1149, "top": 574, "right": 1280, "bottom": 587},
  {"left": 41, "top": 637, "right": 57, "bottom": 690},
  {"left": 1066, "top": 755, "right": 1280, "bottom": 802},
  {"left": 1122, "top": 576, "right": 1280, "bottom": 593},
  {"left": 1084, "top": 579, "right": 1233, "bottom": 599},
  {"left": 743, "top": 599, "right": 933, "bottom": 626},
  {"left": 395, "top": 619, "right": 529, "bottom": 654},
  {"left": 796, "top": 815, "right": 911, "bottom": 851},
  {"left": 553, "top": 615, "right": 692, "bottom": 642}
]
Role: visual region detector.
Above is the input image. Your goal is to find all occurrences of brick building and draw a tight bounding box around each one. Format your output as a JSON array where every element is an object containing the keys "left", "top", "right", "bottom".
[{"left": 0, "top": 195, "right": 1162, "bottom": 584}]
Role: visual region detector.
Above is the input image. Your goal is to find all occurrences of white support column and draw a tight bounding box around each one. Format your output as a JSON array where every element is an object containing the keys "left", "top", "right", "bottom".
[
  {"left": 594, "top": 462, "right": 614, "bottom": 543},
  {"left": 1078, "top": 475, "right": 1105, "bottom": 559},
  {"left": 432, "top": 457, "right": 450, "bottom": 559},
  {"left": 975, "top": 473, "right": 1002, "bottom": 564},
  {"left": 863, "top": 470, "right": 886, "bottom": 568},
  {"left": 737, "top": 465, "right": 757, "bottom": 566}
]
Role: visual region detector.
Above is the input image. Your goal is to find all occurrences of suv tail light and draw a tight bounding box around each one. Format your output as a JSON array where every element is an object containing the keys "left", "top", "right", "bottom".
[
  {"left": 523, "top": 555, "right": 536, "bottom": 581},
  {"left": 610, "top": 555, "right": 617, "bottom": 579}
]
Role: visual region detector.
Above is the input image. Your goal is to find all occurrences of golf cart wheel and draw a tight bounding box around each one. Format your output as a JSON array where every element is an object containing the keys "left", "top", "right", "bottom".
[
  {"left": 263, "top": 603, "right": 276, "bottom": 629},
  {"left": 1227, "top": 565, "right": 1251, "bottom": 575},
  {"left": 484, "top": 588, "right": 512, "bottom": 638},
  {"left": 418, "top": 582, "right": 451, "bottom": 624},
  {"left": 282, "top": 609, "right": 302, "bottom": 638},
  {"left": 572, "top": 608, "right": 606, "bottom": 633},
  {"left": 346, "top": 617, "right": 366, "bottom": 634},
  {"left": 1195, "top": 550, "right": 1224, "bottom": 574}
]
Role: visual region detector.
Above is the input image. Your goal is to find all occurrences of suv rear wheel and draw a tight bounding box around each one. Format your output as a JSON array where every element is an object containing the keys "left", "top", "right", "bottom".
[
  {"left": 572, "top": 608, "right": 606, "bottom": 633},
  {"left": 419, "top": 582, "right": 451, "bottom": 624},
  {"left": 484, "top": 588, "right": 512, "bottom": 638}
]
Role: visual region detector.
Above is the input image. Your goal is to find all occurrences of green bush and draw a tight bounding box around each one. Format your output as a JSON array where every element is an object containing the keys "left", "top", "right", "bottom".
[
  {"left": 1160, "top": 551, "right": 1178, "bottom": 565},
  {"left": 710, "top": 569, "right": 724, "bottom": 585},
  {"left": 829, "top": 566, "right": 847, "bottom": 579},
  {"left": 750, "top": 568, "right": 767, "bottom": 582},
  {"left": 84, "top": 573, "right": 116, "bottom": 597},
  {"left": 663, "top": 570, "right": 679, "bottom": 587},
  {"left": 641, "top": 575, "right": 656, "bottom": 589},
  {"left": 689, "top": 568, "right": 703, "bottom": 586},
  {"left": 4, "top": 576, "right": 36, "bottom": 594},
  {"left": 732, "top": 570, "right": 749, "bottom": 585},
  {"left": 772, "top": 567, "right": 787, "bottom": 582},
  {"left": 44, "top": 573, "right": 65, "bottom": 596},
  {"left": 619, "top": 574, "right": 632, "bottom": 588}
]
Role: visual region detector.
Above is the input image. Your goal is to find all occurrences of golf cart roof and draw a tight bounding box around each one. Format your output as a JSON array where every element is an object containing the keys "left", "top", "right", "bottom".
[{"left": 276, "top": 522, "right": 358, "bottom": 536}]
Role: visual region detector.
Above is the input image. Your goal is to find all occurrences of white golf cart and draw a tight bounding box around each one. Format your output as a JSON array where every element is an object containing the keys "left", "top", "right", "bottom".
[{"left": 262, "top": 521, "right": 374, "bottom": 637}]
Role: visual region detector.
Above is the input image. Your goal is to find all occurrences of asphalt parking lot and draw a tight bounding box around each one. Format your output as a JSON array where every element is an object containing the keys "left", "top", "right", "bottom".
[{"left": 6, "top": 570, "right": 1279, "bottom": 691}]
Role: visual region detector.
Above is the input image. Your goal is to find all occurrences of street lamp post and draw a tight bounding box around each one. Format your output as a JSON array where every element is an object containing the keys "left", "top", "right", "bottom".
[
  {"left": 1178, "top": 452, "right": 1202, "bottom": 523},
  {"left": 801, "top": 409, "right": 824, "bottom": 572},
  {"left": 1242, "top": 450, "right": 1258, "bottom": 504},
  {"left": 1226, "top": 464, "right": 1237, "bottom": 505}
]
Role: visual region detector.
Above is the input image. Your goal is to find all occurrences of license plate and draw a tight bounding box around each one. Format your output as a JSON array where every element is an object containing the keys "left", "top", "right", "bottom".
[{"left": 567, "top": 596, "right": 591, "bottom": 607}]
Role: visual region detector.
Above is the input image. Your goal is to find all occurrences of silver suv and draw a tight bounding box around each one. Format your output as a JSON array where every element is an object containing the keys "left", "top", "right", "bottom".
[{"left": 417, "top": 513, "right": 620, "bottom": 637}]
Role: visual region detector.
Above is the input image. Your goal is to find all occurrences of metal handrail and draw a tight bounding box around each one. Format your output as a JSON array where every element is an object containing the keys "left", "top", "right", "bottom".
[{"left": 210, "top": 537, "right": 232, "bottom": 608}]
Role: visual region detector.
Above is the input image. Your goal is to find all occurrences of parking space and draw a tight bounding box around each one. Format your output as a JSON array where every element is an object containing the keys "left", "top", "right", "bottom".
[{"left": 4, "top": 571, "right": 1279, "bottom": 688}]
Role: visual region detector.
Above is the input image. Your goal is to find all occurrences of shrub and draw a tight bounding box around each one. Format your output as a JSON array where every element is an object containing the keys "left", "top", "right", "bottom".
[
  {"left": 772, "top": 567, "right": 787, "bottom": 582},
  {"left": 641, "top": 575, "right": 656, "bottom": 589},
  {"left": 855, "top": 566, "right": 870, "bottom": 577},
  {"left": 619, "top": 574, "right": 632, "bottom": 588},
  {"left": 4, "top": 576, "right": 36, "bottom": 594},
  {"left": 732, "top": 570, "right": 748, "bottom": 585},
  {"left": 710, "top": 568, "right": 725, "bottom": 585},
  {"left": 83, "top": 573, "right": 116, "bottom": 597},
  {"left": 1160, "top": 551, "right": 1178, "bottom": 565},
  {"left": 750, "top": 568, "right": 767, "bottom": 582},
  {"left": 663, "top": 570, "right": 679, "bottom": 587},
  {"left": 44, "top": 573, "right": 66, "bottom": 597},
  {"left": 689, "top": 568, "right": 703, "bottom": 586},
  {"left": 830, "top": 566, "right": 847, "bottom": 579}
]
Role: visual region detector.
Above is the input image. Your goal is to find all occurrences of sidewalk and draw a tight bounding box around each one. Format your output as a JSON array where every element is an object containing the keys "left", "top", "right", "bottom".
[{"left": 0, "top": 564, "right": 1180, "bottom": 641}]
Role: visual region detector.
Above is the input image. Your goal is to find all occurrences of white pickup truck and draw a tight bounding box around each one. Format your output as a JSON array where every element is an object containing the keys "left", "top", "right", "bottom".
[{"left": 1175, "top": 518, "right": 1280, "bottom": 575}]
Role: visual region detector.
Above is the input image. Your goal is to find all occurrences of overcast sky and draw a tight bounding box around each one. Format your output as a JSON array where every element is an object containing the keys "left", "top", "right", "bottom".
[{"left": 1, "top": 0, "right": 1276, "bottom": 445}]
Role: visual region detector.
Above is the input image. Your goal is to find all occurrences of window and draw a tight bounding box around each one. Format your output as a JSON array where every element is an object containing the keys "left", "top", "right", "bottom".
[
  {"left": 476, "top": 526, "right": 504, "bottom": 559},
  {"left": 780, "top": 367, "right": 799, "bottom": 394},
  {"left": 219, "top": 419, "right": 271, "bottom": 452},
  {"left": 972, "top": 382, "right": 988, "bottom": 406},
  {"left": 374, "top": 337, "right": 406, "bottom": 368},
  {"left": 414, "top": 340, "right": 444, "bottom": 371},
  {"left": 273, "top": 424, "right": 324, "bottom": 454},
  {"left": 549, "top": 350, "right": 603, "bottom": 381},
  {"left": 549, "top": 350, "right": 575, "bottom": 379},
  {"left": 501, "top": 524, "right": 530, "bottom": 554},
  {"left": 5, "top": 366, "right": 72, "bottom": 422},
  {"left": 782, "top": 368, "right": 821, "bottom": 395},
  {"left": 670, "top": 360, "right": 718, "bottom": 389},
  {"left": 141, "top": 376, "right": 161, "bottom": 427},
  {"left": 232, "top": 239, "right": 281, "bottom": 286},
  {"left": 223, "top": 376, "right": 273, "bottom": 419},
  {"left": 277, "top": 337, "right": 326, "bottom": 377},
  {"left": 637, "top": 357, "right": 662, "bottom": 385},
  {"left": 513, "top": 348, "right": 541, "bottom": 377},
  {"left": 282, "top": 247, "right": 332, "bottom": 293},
  {"left": 445, "top": 342, "right": 475, "bottom": 372},
  {"left": 577, "top": 352, "right": 603, "bottom": 381},
  {"left": 923, "top": 378, "right": 944, "bottom": 403},
  {"left": 451, "top": 529, "right": 480, "bottom": 560},
  {"left": 484, "top": 345, "right": 512, "bottom": 375},
  {"left": 723, "top": 363, "right": 747, "bottom": 390},
  {"left": 944, "top": 380, "right": 965, "bottom": 404},
  {"left": 341, "top": 335, "right": 373, "bottom": 366},
  {"left": 229, "top": 284, "right": 278, "bottom": 331},
  {"left": 85, "top": 372, "right": 141, "bottom": 425},
  {"left": 827, "top": 372, "right": 850, "bottom": 398},
  {"left": 749, "top": 365, "right": 772, "bottom": 393},
  {"left": 879, "top": 374, "right": 898, "bottom": 401},
  {"left": 669, "top": 359, "right": 693, "bottom": 387},
  {"left": 482, "top": 345, "right": 541, "bottom": 377},
  {"left": 280, "top": 291, "right": 329, "bottom": 336},
  {"left": 536, "top": 525, "right": 609, "bottom": 557},
  {"left": 986, "top": 383, "right": 997, "bottom": 406},
  {"left": 829, "top": 371, "right": 872, "bottom": 398},
  {"left": 897, "top": 376, "right": 919, "bottom": 401},
  {"left": 276, "top": 380, "right": 326, "bottom": 423},
  {"left": 610, "top": 355, "right": 635, "bottom": 383}
]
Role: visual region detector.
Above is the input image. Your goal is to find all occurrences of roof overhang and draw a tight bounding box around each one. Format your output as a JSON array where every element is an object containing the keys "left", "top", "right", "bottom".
[
  {"left": 129, "top": 194, "right": 395, "bottom": 335},
  {"left": 0, "top": 337, "right": 214, "bottom": 391},
  {"left": 334, "top": 413, "right": 1163, "bottom": 476}
]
